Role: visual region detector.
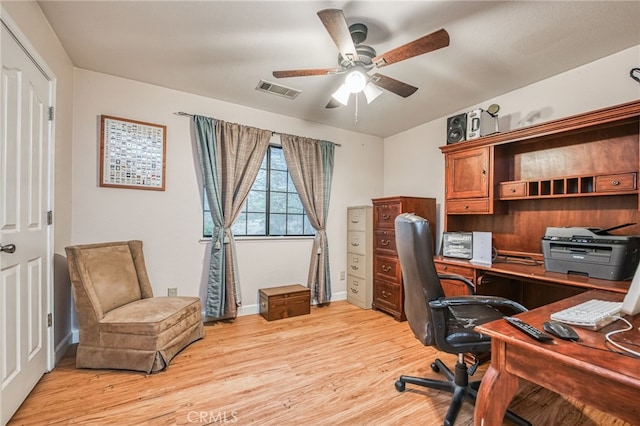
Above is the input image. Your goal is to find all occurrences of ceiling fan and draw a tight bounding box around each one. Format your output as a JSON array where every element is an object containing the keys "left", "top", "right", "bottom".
[{"left": 272, "top": 9, "right": 450, "bottom": 108}]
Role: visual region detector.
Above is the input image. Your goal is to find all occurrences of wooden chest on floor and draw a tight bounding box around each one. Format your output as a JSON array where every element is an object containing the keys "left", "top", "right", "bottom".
[{"left": 259, "top": 284, "right": 311, "bottom": 321}]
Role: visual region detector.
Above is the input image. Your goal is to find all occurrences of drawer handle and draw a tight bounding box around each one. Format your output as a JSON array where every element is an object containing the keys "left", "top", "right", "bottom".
[
  {"left": 382, "top": 214, "right": 391, "bottom": 220},
  {"left": 261, "top": 302, "right": 266, "bottom": 308},
  {"left": 611, "top": 180, "right": 620, "bottom": 186},
  {"left": 381, "top": 240, "right": 390, "bottom": 246},
  {"left": 464, "top": 205, "right": 469, "bottom": 209},
  {"left": 353, "top": 280, "right": 359, "bottom": 286},
  {"left": 350, "top": 265, "right": 359, "bottom": 270},
  {"left": 510, "top": 188, "right": 516, "bottom": 193},
  {"left": 382, "top": 265, "right": 391, "bottom": 272},
  {"left": 351, "top": 219, "right": 360, "bottom": 223},
  {"left": 351, "top": 288, "right": 359, "bottom": 294},
  {"left": 350, "top": 242, "right": 360, "bottom": 246},
  {"left": 382, "top": 291, "right": 390, "bottom": 298}
]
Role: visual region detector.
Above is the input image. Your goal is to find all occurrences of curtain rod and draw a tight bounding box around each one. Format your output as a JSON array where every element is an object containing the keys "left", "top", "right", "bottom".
[{"left": 174, "top": 111, "right": 341, "bottom": 146}]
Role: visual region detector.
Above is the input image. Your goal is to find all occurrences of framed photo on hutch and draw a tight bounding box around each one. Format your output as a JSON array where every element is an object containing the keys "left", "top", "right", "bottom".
[{"left": 99, "top": 115, "right": 167, "bottom": 191}]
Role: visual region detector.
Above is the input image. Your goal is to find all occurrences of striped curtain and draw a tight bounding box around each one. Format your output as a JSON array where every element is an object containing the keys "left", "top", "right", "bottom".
[
  {"left": 193, "top": 116, "right": 271, "bottom": 319},
  {"left": 281, "top": 135, "right": 335, "bottom": 304}
]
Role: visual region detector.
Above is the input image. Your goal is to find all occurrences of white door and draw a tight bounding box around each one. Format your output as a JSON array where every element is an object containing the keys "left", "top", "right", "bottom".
[{"left": 0, "top": 17, "right": 53, "bottom": 425}]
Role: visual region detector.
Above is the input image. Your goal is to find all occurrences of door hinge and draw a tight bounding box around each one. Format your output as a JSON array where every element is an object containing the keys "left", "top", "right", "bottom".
[
  {"left": 47, "top": 210, "right": 53, "bottom": 225},
  {"left": 47, "top": 313, "right": 52, "bottom": 327},
  {"left": 48, "top": 106, "right": 54, "bottom": 121}
]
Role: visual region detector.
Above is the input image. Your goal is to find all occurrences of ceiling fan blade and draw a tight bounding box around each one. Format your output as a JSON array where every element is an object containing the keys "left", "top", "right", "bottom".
[
  {"left": 370, "top": 73, "right": 418, "bottom": 98},
  {"left": 325, "top": 98, "right": 342, "bottom": 109},
  {"left": 373, "top": 28, "right": 449, "bottom": 68},
  {"left": 273, "top": 68, "right": 340, "bottom": 78},
  {"left": 317, "top": 9, "right": 359, "bottom": 62}
]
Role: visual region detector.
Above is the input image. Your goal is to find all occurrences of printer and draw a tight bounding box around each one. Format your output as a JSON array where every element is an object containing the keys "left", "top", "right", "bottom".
[{"left": 542, "top": 225, "right": 640, "bottom": 280}]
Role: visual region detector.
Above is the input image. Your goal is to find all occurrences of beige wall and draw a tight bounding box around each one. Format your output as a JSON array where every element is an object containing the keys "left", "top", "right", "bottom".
[
  {"left": 2, "top": 1, "right": 75, "bottom": 357},
  {"left": 71, "top": 69, "right": 384, "bottom": 314},
  {"left": 383, "top": 45, "right": 640, "bottom": 249}
]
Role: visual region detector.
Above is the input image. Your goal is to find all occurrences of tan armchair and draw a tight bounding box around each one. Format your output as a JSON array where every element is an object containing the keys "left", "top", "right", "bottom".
[{"left": 65, "top": 240, "right": 204, "bottom": 373}]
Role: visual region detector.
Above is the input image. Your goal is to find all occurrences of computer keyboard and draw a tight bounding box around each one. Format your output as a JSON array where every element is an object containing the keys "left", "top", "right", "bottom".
[{"left": 550, "top": 299, "right": 623, "bottom": 331}]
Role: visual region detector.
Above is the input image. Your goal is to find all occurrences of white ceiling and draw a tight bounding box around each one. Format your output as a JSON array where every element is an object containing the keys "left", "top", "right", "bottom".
[{"left": 37, "top": 1, "right": 640, "bottom": 138}]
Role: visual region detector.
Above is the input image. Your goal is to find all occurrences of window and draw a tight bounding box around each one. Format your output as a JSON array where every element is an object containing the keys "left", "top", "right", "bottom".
[{"left": 203, "top": 145, "right": 315, "bottom": 238}]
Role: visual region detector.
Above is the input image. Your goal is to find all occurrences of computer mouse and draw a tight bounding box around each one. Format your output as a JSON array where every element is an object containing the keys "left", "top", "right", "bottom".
[{"left": 543, "top": 321, "right": 579, "bottom": 341}]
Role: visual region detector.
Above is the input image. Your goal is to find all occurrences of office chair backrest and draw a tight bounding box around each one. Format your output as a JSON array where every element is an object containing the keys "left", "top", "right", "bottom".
[{"left": 395, "top": 213, "right": 445, "bottom": 347}]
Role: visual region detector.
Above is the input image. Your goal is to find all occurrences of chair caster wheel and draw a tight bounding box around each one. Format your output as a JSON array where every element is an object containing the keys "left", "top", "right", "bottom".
[
  {"left": 431, "top": 362, "right": 440, "bottom": 373},
  {"left": 395, "top": 380, "right": 405, "bottom": 392}
]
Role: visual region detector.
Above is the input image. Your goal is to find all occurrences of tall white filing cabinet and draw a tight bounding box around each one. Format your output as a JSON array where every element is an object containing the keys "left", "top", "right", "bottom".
[{"left": 346, "top": 206, "right": 373, "bottom": 309}]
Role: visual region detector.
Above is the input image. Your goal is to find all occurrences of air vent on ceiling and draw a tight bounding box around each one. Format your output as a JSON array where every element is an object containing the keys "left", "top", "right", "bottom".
[{"left": 256, "top": 80, "right": 301, "bottom": 99}]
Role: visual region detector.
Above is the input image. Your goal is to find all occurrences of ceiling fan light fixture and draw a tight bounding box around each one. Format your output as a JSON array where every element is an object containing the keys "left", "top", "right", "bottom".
[
  {"left": 331, "top": 84, "right": 351, "bottom": 106},
  {"left": 363, "top": 82, "right": 383, "bottom": 104},
  {"left": 345, "top": 69, "right": 367, "bottom": 93}
]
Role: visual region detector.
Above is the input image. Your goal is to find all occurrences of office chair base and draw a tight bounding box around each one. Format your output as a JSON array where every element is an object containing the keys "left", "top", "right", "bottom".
[{"left": 395, "top": 357, "right": 530, "bottom": 426}]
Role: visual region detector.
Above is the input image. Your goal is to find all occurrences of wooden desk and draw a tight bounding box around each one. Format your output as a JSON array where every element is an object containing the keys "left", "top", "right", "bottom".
[
  {"left": 435, "top": 256, "right": 631, "bottom": 294},
  {"left": 474, "top": 290, "right": 640, "bottom": 425}
]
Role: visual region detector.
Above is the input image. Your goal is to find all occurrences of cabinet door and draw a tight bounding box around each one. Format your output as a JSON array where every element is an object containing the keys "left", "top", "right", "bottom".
[
  {"left": 446, "top": 147, "right": 489, "bottom": 200},
  {"left": 435, "top": 262, "right": 475, "bottom": 296}
]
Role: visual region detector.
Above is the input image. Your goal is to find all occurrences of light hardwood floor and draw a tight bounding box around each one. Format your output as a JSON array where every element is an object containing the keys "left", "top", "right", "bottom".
[{"left": 9, "top": 301, "right": 630, "bottom": 425}]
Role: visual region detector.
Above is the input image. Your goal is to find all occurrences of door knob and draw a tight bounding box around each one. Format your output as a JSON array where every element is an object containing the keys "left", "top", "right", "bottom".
[{"left": 0, "top": 243, "right": 16, "bottom": 253}]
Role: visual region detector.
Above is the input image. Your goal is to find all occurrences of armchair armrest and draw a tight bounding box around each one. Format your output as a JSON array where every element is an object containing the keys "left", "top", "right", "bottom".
[
  {"left": 429, "top": 295, "right": 527, "bottom": 314},
  {"left": 437, "top": 272, "right": 475, "bottom": 294}
]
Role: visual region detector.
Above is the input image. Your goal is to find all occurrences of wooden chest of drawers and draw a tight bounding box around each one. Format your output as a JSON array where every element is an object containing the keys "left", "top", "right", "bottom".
[
  {"left": 346, "top": 206, "right": 373, "bottom": 309},
  {"left": 259, "top": 284, "right": 310, "bottom": 321},
  {"left": 371, "top": 196, "right": 436, "bottom": 321}
]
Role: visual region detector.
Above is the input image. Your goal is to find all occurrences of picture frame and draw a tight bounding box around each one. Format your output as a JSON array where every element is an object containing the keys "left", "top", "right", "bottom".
[
  {"left": 441, "top": 231, "right": 473, "bottom": 259},
  {"left": 99, "top": 115, "right": 166, "bottom": 191}
]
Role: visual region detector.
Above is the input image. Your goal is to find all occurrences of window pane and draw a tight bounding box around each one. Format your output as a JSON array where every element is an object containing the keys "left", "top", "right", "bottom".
[
  {"left": 287, "top": 174, "right": 297, "bottom": 192},
  {"left": 287, "top": 214, "right": 304, "bottom": 235},
  {"left": 232, "top": 213, "right": 246, "bottom": 235},
  {"left": 247, "top": 190, "right": 266, "bottom": 212},
  {"left": 270, "top": 192, "right": 287, "bottom": 214},
  {"left": 246, "top": 212, "right": 266, "bottom": 235},
  {"left": 303, "top": 215, "right": 315, "bottom": 235},
  {"left": 270, "top": 170, "right": 288, "bottom": 192},
  {"left": 287, "top": 193, "right": 304, "bottom": 214},
  {"left": 204, "top": 213, "right": 214, "bottom": 237},
  {"left": 252, "top": 169, "right": 267, "bottom": 191},
  {"left": 270, "top": 213, "right": 286, "bottom": 235},
  {"left": 270, "top": 148, "right": 287, "bottom": 171},
  {"left": 202, "top": 145, "right": 314, "bottom": 238}
]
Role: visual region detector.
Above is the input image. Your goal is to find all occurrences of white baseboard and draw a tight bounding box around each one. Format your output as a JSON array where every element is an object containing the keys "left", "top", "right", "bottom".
[{"left": 55, "top": 331, "right": 74, "bottom": 365}]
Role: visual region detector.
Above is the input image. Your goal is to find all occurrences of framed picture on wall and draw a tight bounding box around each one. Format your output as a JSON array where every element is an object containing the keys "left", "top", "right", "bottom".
[{"left": 99, "top": 115, "right": 167, "bottom": 191}]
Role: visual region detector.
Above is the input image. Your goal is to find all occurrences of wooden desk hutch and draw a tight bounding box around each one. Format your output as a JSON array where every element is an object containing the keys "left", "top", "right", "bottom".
[{"left": 437, "top": 100, "right": 640, "bottom": 307}]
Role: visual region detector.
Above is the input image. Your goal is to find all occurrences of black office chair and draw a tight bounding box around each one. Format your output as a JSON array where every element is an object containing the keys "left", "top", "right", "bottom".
[{"left": 394, "top": 213, "right": 531, "bottom": 426}]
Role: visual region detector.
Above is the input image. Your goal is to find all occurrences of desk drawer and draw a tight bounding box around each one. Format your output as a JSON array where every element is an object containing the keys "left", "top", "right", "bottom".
[
  {"left": 435, "top": 262, "right": 475, "bottom": 281},
  {"left": 447, "top": 199, "right": 490, "bottom": 214},
  {"left": 347, "top": 275, "right": 366, "bottom": 304},
  {"left": 373, "top": 279, "right": 401, "bottom": 313},
  {"left": 595, "top": 172, "right": 636, "bottom": 193},
  {"left": 373, "top": 202, "right": 402, "bottom": 228},
  {"left": 374, "top": 255, "right": 401, "bottom": 284},
  {"left": 499, "top": 182, "right": 527, "bottom": 198},
  {"left": 347, "top": 207, "right": 368, "bottom": 231},
  {"left": 435, "top": 262, "right": 475, "bottom": 296},
  {"left": 347, "top": 231, "right": 366, "bottom": 255},
  {"left": 374, "top": 229, "right": 397, "bottom": 255},
  {"left": 347, "top": 253, "right": 366, "bottom": 279}
]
